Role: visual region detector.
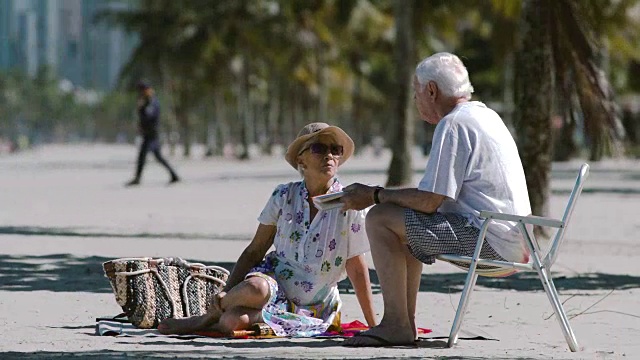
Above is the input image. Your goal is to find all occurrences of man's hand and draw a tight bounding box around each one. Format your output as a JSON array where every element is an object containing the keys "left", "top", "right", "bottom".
[{"left": 340, "top": 183, "right": 376, "bottom": 211}]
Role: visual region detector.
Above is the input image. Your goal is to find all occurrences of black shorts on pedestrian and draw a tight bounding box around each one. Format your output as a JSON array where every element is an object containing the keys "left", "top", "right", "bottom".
[{"left": 405, "top": 210, "right": 506, "bottom": 266}]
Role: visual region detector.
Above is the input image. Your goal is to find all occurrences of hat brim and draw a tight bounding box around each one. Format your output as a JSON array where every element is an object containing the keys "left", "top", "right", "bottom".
[{"left": 285, "top": 126, "right": 354, "bottom": 170}]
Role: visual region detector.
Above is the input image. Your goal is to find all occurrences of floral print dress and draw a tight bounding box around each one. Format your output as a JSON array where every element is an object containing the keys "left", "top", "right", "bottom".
[{"left": 247, "top": 179, "right": 369, "bottom": 337}]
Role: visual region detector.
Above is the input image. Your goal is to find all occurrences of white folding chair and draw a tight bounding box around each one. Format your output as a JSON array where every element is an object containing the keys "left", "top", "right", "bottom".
[{"left": 436, "top": 163, "right": 590, "bottom": 352}]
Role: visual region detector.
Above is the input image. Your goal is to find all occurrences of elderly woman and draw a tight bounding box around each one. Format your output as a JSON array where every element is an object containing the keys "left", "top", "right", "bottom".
[{"left": 158, "top": 122, "right": 376, "bottom": 337}]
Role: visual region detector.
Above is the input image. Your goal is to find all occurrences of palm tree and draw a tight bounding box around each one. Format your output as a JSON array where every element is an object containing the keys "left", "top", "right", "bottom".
[
  {"left": 513, "top": 0, "right": 553, "bottom": 221},
  {"left": 96, "top": 0, "right": 234, "bottom": 157},
  {"left": 386, "top": 0, "right": 414, "bottom": 187},
  {"left": 513, "top": 0, "right": 628, "bottom": 223},
  {"left": 338, "top": 0, "right": 394, "bottom": 151}
]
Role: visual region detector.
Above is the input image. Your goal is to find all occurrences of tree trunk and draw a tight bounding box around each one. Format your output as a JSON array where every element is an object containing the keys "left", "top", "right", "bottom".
[
  {"left": 210, "top": 89, "right": 226, "bottom": 156},
  {"left": 552, "top": 94, "right": 578, "bottom": 161},
  {"left": 162, "top": 72, "right": 177, "bottom": 157},
  {"left": 502, "top": 52, "right": 515, "bottom": 130},
  {"left": 351, "top": 73, "right": 364, "bottom": 153},
  {"left": 514, "top": 0, "right": 553, "bottom": 231},
  {"left": 386, "top": 0, "right": 414, "bottom": 187},
  {"left": 237, "top": 56, "right": 250, "bottom": 160},
  {"left": 179, "top": 114, "right": 191, "bottom": 157},
  {"left": 174, "top": 87, "right": 192, "bottom": 158},
  {"left": 317, "top": 46, "right": 328, "bottom": 126},
  {"left": 266, "top": 74, "right": 281, "bottom": 154}
]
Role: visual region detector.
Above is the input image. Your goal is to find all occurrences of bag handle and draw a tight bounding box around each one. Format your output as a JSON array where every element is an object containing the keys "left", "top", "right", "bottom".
[
  {"left": 181, "top": 273, "right": 227, "bottom": 317},
  {"left": 189, "top": 264, "right": 230, "bottom": 276},
  {"left": 112, "top": 260, "right": 228, "bottom": 318},
  {"left": 163, "top": 258, "right": 231, "bottom": 276},
  {"left": 105, "top": 257, "right": 230, "bottom": 276},
  {"left": 113, "top": 267, "right": 179, "bottom": 319}
]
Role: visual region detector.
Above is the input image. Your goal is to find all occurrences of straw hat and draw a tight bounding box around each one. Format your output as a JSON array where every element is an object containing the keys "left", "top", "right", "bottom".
[{"left": 285, "top": 122, "right": 354, "bottom": 170}]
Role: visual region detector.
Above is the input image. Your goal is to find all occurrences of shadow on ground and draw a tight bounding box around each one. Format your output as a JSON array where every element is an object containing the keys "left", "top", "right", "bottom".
[
  {"left": 0, "top": 254, "right": 637, "bottom": 294},
  {"left": 377, "top": 269, "right": 640, "bottom": 293},
  {"left": 0, "top": 254, "right": 235, "bottom": 293},
  {"left": 0, "top": 350, "right": 541, "bottom": 360},
  {"left": 0, "top": 226, "right": 250, "bottom": 241}
]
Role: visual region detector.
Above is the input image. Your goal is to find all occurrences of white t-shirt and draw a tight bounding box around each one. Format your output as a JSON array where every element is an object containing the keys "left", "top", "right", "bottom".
[
  {"left": 418, "top": 101, "right": 531, "bottom": 262},
  {"left": 257, "top": 179, "right": 370, "bottom": 305}
]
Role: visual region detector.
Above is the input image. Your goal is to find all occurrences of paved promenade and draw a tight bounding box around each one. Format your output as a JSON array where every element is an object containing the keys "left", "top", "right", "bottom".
[{"left": 1, "top": 144, "right": 638, "bottom": 359}]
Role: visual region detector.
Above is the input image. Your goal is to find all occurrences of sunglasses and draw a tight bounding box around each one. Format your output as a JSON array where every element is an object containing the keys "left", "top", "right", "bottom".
[{"left": 300, "top": 143, "right": 344, "bottom": 157}]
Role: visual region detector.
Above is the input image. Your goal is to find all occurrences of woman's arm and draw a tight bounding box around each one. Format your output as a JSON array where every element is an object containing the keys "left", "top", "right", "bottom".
[
  {"left": 222, "top": 223, "right": 276, "bottom": 292},
  {"left": 345, "top": 254, "right": 377, "bottom": 327}
]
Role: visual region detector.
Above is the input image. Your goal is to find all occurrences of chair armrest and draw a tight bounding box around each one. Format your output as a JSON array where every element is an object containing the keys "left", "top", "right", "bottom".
[{"left": 479, "top": 211, "right": 564, "bottom": 228}]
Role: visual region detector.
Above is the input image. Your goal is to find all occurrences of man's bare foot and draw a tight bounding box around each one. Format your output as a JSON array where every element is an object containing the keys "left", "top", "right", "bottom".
[
  {"left": 410, "top": 318, "right": 418, "bottom": 340},
  {"left": 157, "top": 315, "right": 211, "bottom": 335},
  {"left": 342, "top": 325, "right": 416, "bottom": 347}
]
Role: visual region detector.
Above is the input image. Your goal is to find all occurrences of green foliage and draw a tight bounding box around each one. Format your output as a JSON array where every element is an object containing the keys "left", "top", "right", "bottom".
[
  {"left": 0, "top": 67, "right": 140, "bottom": 145},
  {"left": 3, "top": 0, "right": 639, "bottom": 159}
]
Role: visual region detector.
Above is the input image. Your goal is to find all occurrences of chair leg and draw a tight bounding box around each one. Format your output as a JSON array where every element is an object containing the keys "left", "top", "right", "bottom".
[
  {"left": 448, "top": 272, "right": 479, "bottom": 348},
  {"left": 537, "top": 266, "right": 579, "bottom": 352},
  {"left": 448, "top": 220, "right": 491, "bottom": 348}
]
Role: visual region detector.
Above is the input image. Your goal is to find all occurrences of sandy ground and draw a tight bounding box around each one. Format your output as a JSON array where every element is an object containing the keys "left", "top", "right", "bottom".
[{"left": 1, "top": 143, "right": 639, "bottom": 359}]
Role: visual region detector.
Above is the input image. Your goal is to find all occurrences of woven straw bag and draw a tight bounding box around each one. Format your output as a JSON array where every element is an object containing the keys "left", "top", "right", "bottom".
[{"left": 103, "top": 257, "right": 230, "bottom": 329}]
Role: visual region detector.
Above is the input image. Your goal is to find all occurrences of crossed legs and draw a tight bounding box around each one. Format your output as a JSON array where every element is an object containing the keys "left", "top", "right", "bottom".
[
  {"left": 344, "top": 203, "right": 422, "bottom": 346},
  {"left": 158, "top": 276, "right": 271, "bottom": 335}
]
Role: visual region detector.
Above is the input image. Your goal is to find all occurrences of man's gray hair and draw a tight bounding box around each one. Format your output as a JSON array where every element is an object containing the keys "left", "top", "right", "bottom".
[{"left": 415, "top": 52, "right": 474, "bottom": 100}]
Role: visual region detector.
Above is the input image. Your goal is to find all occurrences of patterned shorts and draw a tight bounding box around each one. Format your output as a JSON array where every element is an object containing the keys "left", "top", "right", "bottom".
[{"left": 405, "top": 210, "right": 506, "bottom": 266}]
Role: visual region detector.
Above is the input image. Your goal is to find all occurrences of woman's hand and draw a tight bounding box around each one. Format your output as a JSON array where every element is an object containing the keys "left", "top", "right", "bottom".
[{"left": 211, "top": 291, "right": 227, "bottom": 314}]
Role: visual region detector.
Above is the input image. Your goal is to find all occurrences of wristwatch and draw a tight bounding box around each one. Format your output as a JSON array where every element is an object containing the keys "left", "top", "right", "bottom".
[{"left": 373, "top": 186, "right": 384, "bottom": 204}]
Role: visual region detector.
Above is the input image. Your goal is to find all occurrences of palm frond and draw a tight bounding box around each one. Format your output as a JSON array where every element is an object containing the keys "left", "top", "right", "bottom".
[{"left": 551, "top": 0, "right": 625, "bottom": 159}]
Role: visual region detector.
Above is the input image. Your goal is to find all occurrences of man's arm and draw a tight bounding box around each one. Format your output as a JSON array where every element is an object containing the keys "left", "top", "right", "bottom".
[
  {"left": 376, "top": 187, "right": 445, "bottom": 214},
  {"left": 341, "top": 183, "right": 446, "bottom": 214}
]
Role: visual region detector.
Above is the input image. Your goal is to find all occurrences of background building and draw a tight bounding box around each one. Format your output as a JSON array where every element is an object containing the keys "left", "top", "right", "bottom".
[{"left": 0, "top": 0, "right": 137, "bottom": 90}]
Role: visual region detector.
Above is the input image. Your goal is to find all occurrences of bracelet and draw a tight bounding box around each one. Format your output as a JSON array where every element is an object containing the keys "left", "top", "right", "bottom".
[{"left": 373, "top": 186, "right": 383, "bottom": 204}]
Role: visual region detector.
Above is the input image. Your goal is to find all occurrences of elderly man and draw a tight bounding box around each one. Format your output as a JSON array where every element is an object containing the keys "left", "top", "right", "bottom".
[{"left": 340, "top": 52, "right": 531, "bottom": 347}]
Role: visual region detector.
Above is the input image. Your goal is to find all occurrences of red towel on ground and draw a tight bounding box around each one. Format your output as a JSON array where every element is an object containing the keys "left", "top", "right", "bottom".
[
  {"left": 194, "top": 320, "right": 432, "bottom": 339},
  {"left": 322, "top": 320, "right": 432, "bottom": 337}
]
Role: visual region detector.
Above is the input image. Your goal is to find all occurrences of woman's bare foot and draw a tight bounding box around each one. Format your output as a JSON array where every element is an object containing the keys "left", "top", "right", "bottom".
[
  {"left": 157, "top": 314, "right": 212, "bottom": 335},
  {"left": 342, "top": 324, "right": 416, "bottom": 347},
  {"left": 157, "top": 291, "right": 230, "bottom": 335}
]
